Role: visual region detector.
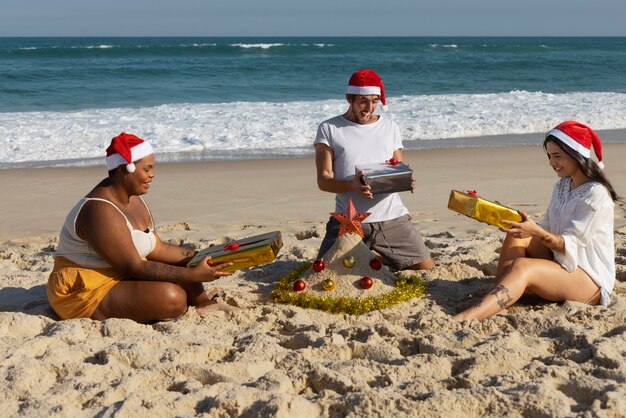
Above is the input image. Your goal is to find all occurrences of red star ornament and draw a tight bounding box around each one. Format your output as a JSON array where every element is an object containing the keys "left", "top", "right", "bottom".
[{"left": 331, "top": 198, "right": 370, "bottom": 237}]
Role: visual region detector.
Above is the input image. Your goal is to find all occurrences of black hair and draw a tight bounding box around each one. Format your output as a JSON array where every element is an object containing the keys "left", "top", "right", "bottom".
[
  {"left": 544, "top": 135, "right": 618, "bottom": 202},
  {"left": 107, "top": 165, "right": 126, "bottom": 177}
]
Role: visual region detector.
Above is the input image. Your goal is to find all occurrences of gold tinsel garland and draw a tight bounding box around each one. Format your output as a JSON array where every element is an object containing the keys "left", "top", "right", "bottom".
[{"left": 271, "top": 262, "right": 428, "bottom": 315}]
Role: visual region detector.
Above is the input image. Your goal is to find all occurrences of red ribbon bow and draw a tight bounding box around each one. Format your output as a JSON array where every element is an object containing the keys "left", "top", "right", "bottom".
[
  {"left": 386, "top": 158, "right": 400, "bottom": 166},
  {"left": 224, "top": 243, "right": 240, "bottom": 251},
  {"left": 467, "top": 190, "right": 478, "bottom": 197}
]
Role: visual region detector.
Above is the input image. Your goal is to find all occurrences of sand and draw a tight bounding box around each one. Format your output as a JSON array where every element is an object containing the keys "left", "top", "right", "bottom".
[{"left": 1, "top": 144, "right": 626, "bottom": 417}]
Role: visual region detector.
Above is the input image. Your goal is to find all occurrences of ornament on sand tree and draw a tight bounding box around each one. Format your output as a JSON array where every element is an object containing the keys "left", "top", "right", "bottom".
[
  {"left": 369, "top": 258, "right": 382, "bottom": 270},
  {"left": 271, "top": 198, "right": 427, "bottom": 315},
  {"left": 293, "top": 279, "right": 306, "bottom": 292},
  {"left": 359, "top": 276, "right": 373, "bottom": 289},
  {"left": 312, "top": 259, "right": 325, "bottom": 272},
  {"left": 343, "top": 255, "right": 356, "bottom": 268},
  {"left": 321, "top": 278, "right": 336, "bottom": 291},
  {"left": 331, "top": 198, "right": 370, "bottom": 238}
]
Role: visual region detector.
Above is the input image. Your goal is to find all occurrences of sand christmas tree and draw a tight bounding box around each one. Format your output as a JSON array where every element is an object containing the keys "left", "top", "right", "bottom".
[{"left": 272, "top": 198, "right": 427, "bottom": 315}]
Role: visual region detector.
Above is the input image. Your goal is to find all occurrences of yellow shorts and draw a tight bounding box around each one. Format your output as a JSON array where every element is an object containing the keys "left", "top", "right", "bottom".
[{"left": 47, "top": 256, "right": 123, "bottom": 319}]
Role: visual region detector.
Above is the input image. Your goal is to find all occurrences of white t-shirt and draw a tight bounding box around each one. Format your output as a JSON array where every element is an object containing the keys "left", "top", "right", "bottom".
[
  {"left": 539, "top": 177, "right": 615, "bottom": 306},
  {"left": 314, "top": 114, "right": 409, "bottom": 223}
]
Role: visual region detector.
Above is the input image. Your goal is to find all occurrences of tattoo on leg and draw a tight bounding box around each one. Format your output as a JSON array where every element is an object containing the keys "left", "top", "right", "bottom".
[{"left": 490, "top": 285, "right": 513, "bottom": 309}]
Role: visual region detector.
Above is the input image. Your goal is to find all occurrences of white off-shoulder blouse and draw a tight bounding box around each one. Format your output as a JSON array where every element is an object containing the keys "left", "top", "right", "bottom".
[{"left": 539, "top": 177, "right": 615, "bottom": 306}]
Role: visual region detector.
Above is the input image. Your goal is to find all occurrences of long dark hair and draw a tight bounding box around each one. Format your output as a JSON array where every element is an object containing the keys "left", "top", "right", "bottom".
[{"left": 544, "top": 135, "right": 618, "bottom": 202}]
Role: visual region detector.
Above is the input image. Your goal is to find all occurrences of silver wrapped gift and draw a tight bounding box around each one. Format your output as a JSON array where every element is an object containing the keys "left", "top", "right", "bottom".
[{"left": 355, "top": 161, "right": 413, "bottom": 195}]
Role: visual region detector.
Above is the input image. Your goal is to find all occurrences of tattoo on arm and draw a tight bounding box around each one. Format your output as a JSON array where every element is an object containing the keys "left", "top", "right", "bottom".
[
  {"left": 490, "top": 285, "right": 513, "bottom": 309},
  {"left": 540, "top": 233, "right": 565, "bottom": 251},
  {"left": 142, "top": 261, "right": 186, "bottom": 283},
  {"left": 161, "top": 241, "right": 197, "bottom": 263}
]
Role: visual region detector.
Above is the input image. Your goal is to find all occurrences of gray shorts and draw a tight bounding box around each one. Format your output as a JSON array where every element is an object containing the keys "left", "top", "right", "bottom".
[{"left": 317, "top": 214, "right": 431, "bottom": 270}]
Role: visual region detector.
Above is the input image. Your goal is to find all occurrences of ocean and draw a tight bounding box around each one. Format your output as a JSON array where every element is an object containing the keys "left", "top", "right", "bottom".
[{"left": 1, "top": 36, "right": 626, "bottom": 168}]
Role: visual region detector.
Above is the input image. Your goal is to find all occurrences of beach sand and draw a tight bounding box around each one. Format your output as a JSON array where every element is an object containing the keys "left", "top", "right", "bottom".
[{"left": 1, "top": 144, "right": 626, "bottom": 417}]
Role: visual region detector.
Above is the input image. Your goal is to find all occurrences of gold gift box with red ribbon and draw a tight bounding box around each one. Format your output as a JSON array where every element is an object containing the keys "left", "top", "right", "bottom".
[
  {"left": 447, "top": 190, "right": 522, "bottom": 229},
  {"left": 187, "top": 231, "right": 282, "bottom": 272}
]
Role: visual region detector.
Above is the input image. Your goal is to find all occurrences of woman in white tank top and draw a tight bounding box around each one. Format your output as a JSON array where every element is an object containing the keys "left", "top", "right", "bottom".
[{"left": 47, "top": 133, "right": 236, "bottom": 322}]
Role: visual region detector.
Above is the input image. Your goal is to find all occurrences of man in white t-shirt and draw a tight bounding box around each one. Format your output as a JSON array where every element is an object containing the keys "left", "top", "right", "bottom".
[{"left": 314, "top": 69, "right": 434, "bottom": 271}]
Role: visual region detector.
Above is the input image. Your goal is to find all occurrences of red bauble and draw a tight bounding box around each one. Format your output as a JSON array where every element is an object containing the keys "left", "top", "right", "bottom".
[
  {"left": 293, "top": 279, "right": 307, "bottom": 291},
  {"left": 369, "top": 258, "right": 382, "bottom": 270},
  {"left": 360, "top": 276, "right": 373, "bottom": 289},
  {"left": 312, "top": 259, "right": 325, "bottom": 272}
]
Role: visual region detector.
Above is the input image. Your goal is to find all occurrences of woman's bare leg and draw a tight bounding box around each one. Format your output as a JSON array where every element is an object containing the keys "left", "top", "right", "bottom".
[
  {"left": 453, "top": 257, "right": 600, "bottom": 321},
  {"left": 495, "top": 235, "right": 553, "bottom": 279},
  {"left": 91, "top": 280, "right": 188, "bottom": 323},
  {"left": 92, "top": 280, "right": 236, "bottom": 322}
]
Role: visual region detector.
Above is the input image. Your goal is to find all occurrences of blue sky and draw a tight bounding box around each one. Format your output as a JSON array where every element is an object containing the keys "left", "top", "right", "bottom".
[{"left": 2, "top": 0, "right": 625, "bottom": 36}]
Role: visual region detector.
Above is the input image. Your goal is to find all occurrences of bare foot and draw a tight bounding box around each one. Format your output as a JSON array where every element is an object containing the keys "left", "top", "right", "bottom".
[
  {"left": 453, "top": 307, "right": 509, "bottom": 322},
  {"left": 196, "top": 300, "right": 238, "bottom": 317},
  {"left": 206, "top": 287, "right": 226, "bottom": 300}
]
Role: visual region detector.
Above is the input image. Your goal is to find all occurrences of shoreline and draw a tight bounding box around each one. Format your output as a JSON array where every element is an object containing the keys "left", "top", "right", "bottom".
[{"left": 2, "top": 128, "right": 625, "bottom": 171}]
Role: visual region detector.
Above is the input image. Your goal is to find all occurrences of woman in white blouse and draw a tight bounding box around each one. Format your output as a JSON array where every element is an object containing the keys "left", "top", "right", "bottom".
[{"left": 454, "top": 121, "right": 618, "bottom": 321}]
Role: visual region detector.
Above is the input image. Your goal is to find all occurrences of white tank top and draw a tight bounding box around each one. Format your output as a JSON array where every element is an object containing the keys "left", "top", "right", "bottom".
[{"left": 55, "top": 197, "right": 157, "bottom": 268}]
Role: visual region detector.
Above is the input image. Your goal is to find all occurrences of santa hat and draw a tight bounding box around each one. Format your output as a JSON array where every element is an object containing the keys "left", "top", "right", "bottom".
[
  {"left": 105, "top": 132, "right": 154, "bottom": 173},
  {"left": 547, "top": 120, "right": 604, "bottom": 169},
  {"left": 346, "top": 69, "right": 388, "bottom": 111}
]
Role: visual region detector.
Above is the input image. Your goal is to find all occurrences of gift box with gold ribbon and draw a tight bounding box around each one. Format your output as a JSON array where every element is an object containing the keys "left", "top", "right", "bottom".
[
  {"left": 187, "top": 231, "right": 282, "bottom": 272},
  {"left": 447, "top": 190, "right": 522, "bottom": 229}
]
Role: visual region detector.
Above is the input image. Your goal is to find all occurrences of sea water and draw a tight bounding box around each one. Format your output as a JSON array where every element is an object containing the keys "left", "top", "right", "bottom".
[{"left": 1, "top": 37, "right": 625, "bottom": 168}]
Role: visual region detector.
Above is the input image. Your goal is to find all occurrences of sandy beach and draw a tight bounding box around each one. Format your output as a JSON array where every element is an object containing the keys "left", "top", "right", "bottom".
[{"left": 1, "top": 144, "right": 626, "bottom": 417}]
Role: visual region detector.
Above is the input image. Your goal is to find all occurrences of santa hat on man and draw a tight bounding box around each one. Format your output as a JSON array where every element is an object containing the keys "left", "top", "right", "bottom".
[
  {"left": 346, "top": 69, "right": 388, "bottom": 111},
  {"left": 547, "top": 120, "right": 604, "bottom": 169},
  {"left": 105, "top": 132, "right": 154, "bottom": 173}
]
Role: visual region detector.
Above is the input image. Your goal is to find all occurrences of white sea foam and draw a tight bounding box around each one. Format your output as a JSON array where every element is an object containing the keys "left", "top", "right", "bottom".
[
  {"left": 230, "top": 43, "right": 286, "bottom": 49},
  {"left": 429, "top": 44, "right": 458, "bottom": 48},
  {"left": 1, "top": 91, "right": 625, "bottom": 167},
  {"left": 187, "top": 43, "right": 217, "bottom": 47},
  {"left": 75, "top": 45, "right": 114, "bottom": 49}
]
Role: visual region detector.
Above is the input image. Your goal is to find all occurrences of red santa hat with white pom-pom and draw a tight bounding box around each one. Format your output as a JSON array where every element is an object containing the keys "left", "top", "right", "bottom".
[
  {"left": 105, "top": 132, "right": 154, "bottom": 173},
  {"left": 346, "top": 69, "right": 388, "bottom": 111},
  {"left": 547, "top": 120, "right": 605, "bottom": 169}
]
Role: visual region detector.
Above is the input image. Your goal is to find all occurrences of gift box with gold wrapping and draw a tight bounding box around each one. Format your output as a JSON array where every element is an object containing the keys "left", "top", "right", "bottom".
[
  {"left": 447, "top": 190, "right": 522, "bottom": 229},
  {"left": 187, "top": 231, "right": 282, "bottom": 272},
  {"left": 355, "top": 160, "right": 413, "bottom": 195}
]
